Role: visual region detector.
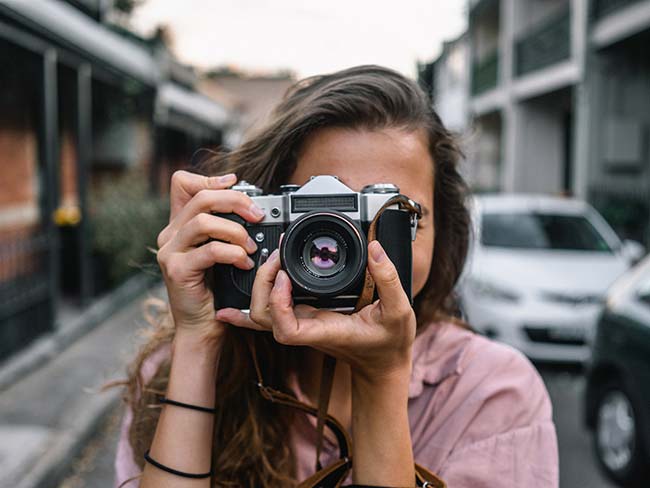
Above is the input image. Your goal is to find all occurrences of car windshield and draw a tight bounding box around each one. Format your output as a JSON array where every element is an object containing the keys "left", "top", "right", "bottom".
[{"left": 481, "top": 212, "right": 613, "bottom": 252}]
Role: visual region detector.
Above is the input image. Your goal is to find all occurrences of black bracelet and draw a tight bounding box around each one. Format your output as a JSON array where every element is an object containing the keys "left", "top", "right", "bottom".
[
  {"left": 144, "top": 450, "right": 212, "bottom": 479},
  {"left": 159, "top": 396, "right": 217, "bottom": 414}
]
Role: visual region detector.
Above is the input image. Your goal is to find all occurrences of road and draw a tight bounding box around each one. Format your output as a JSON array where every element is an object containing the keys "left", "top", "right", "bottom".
[
  {"left": 58, "top": 364, "right": 618, "bottom": 488},
  {"left": 539, "top": 364, "right": 617, "bottom": 488}
]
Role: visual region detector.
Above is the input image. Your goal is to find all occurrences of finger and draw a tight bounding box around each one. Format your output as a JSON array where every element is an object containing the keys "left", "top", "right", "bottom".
[
  {"left": 267, "top": 271, "right": 338, "bottom": 347},
  {"left": 172, "top": 213, "right": 257, "bottom": 253},
  {"left": 181, "top": 241, "right": 254, "bottom": 275},
  {"left": 169, "top": 170, "right": 237, "bottom": 221},
  {"left": 215, "top": 308, "right": 268, "bottom": 331},
  {"left": 267, "top": 270, "right": 302, "bottom": 345},
  {"left": 176, "top": 189, "right": 265, "bottom": 231},
  {"left": 248, "top": 249, "right": 281, "bottom": 327},
  {"left": 366, "top": 240, "right": 410, "bottom": 319}
]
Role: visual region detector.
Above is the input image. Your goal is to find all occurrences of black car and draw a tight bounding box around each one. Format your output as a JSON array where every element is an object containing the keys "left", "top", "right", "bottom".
[{"left": 585, "top": 255, "right": 650, "bottom": 487}]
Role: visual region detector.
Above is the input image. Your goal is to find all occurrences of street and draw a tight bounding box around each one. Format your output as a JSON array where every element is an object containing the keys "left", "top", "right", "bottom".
[
  {"left": 540, "top": 365, "right": 616, "bottom": 488},
  {"left": 59, "top": 365, "right": 617, "bottom": 488}
]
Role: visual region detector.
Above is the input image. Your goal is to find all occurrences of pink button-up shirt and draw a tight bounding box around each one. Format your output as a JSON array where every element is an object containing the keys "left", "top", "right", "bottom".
[{"left": 114, "top": 321, "right": 559, "bottom": 487}]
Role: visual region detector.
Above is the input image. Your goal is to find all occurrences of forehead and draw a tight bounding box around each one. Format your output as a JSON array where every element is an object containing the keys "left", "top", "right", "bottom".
[{"left": 289, "top": 127, "right": 434, "bottom": 206}]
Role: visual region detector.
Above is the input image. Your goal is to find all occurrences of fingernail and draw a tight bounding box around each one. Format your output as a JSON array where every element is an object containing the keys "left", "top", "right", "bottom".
[
  {"left": 218, "top": 173, "right": 236, "bottom": 184},
  {"left": 268, "top": 248, "right": 279, "bottom": 263},
  {"left": 245, "top": 257, "right": 255, "bottom": 269},
  {"left": 369, "top": 240, "right": 385, "bottom": 262},
  {"left": 250, "top": 204, "right": 265, "bottom": 219},
  {"left": 246, "top": 236, "right": 258, "bottom": 253}
]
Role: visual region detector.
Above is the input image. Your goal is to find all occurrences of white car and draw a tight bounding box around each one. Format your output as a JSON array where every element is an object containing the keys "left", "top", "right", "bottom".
[{"left": 458, "top": 194, "right": 644, "bottom": 363}]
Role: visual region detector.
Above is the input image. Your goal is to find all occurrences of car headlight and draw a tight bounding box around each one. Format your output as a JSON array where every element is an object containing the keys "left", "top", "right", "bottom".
[{"left": 468, "top": 279, "right": 521, "bottom": 303}]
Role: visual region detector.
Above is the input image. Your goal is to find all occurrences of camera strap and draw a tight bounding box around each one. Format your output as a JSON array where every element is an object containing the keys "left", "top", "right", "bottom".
[
  {"left": 354, "top": 194, "right": 422, "bottom": 311},
  {"left": 246, "top": 195, "right": 445, "bottom": 487}
]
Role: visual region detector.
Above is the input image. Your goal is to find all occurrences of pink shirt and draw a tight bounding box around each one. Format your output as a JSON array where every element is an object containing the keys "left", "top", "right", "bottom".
[{"left": 114, "top": 321, "right": 559, "bottom": 487}]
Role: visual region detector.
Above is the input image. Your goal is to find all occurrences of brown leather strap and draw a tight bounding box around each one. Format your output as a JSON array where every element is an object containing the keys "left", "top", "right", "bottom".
[
  {"left": 354, "top": 195, "right": 422, "bottom": 311},
  {"left": 315, "top": 354, "right": 337, "bottom": 471},
  {"left": 245, "top": 336, "right": 352, "bottom": 461},
  {"left": 415, "top": 463, "right": 447, "bottom": 488},
  {"left": 297, "top": 457, "right": 352, "bottom": 488}
]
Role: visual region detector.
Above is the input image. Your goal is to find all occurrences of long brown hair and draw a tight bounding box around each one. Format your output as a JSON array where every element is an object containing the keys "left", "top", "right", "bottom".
[{"left": 122, "top": 65, "right": 471, "bottom": 487}]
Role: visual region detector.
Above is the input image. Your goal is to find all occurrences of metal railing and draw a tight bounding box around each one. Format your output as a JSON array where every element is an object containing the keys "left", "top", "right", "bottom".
[
  {"left": 472, "top": 50, "right": 499, "bottom": 95},
  {"left": 0, "top": 233, "right": 54, "bottom": 360},
  {"left": 515, "top": 7, "right": 571, "bottom": 77}
]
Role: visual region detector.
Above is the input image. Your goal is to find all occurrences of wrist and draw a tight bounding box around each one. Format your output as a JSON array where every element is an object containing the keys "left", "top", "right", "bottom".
[
  {"left": 172, "top": 330, "right": 222, "bottom": 374},
  {"left": 352, "top": 365, "right": 411, "bottom": 403},
  {"left": 350, "top": 352, "right": 414, "bottom": 485},
  {"left": 351, "top": 348, "right": 413, "bottom": 391},
  {"left": 173, "top": 325, "right": 224, "bottom": 353}
]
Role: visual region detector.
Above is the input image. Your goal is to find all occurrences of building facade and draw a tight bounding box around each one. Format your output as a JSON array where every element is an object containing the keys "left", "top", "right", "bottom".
[
  {"left": 466, "top": 0, "right": 650, "bottom": 245},
  {"left": 0, "top": 0, "right": 229, "bottom": 360}
]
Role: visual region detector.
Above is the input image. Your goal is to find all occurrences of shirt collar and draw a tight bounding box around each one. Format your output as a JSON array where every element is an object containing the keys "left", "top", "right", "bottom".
[{"left": 408, "top": 320, "right": 474, "bottom": 399}]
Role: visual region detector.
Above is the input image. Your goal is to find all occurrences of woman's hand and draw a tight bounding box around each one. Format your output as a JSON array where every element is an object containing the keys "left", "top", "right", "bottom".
[
  {"left": 156, "top": 170, "right": 266, "bottom": 345},
  {"left": 215, "top": 240, "right": 416, "bottom": 381},
  {"left": 216, "top": 239, "right": 417, "bottom": 484}
]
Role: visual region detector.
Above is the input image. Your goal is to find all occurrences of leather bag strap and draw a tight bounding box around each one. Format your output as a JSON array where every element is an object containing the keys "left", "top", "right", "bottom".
[{"left": 315, "top": 353, "right": 337, "bottom": 471}]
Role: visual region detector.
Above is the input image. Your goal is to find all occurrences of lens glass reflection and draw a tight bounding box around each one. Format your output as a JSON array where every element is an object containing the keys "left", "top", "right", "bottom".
[
  {"left": 301, "top": 233, "right": 346, "bottom": 278},
  {"left": 309, "top": 236, "right": 339, "bottom": 270}
]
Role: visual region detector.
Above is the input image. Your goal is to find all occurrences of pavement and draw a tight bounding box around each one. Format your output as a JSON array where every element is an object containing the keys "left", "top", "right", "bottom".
[{"left": 0, "top": 281, "right": 164, "bottom": 488}]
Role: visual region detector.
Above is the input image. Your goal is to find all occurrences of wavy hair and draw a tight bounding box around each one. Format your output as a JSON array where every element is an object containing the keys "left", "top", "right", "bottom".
[{"left": 120, "top": 65, "right": 471, "bottom": 487}]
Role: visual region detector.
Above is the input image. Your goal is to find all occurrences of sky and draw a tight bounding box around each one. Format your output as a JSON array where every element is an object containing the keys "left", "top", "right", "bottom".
[{"left": 130, "top": 0, "right": 467, "bottom": 79}]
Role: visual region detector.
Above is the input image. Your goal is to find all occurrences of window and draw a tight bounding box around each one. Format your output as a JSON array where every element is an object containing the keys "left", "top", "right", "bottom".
[{"left": 481, "top": 212, "right": 613, "bottom": 252}]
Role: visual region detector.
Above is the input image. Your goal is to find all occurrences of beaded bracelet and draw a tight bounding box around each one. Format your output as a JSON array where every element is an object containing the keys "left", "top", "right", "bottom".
[{"left": 144, "top": 450, "right": 212, "bottom": 479}]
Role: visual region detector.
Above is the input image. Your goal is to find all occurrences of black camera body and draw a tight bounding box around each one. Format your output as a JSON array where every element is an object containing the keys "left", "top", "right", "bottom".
[{"left": 210, "top": 175, "right": 421, "bottom": 312}]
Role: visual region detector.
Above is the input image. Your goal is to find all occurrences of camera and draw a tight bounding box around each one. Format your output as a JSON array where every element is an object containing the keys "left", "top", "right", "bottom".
[{"left": 210, "top": 175, "right": 421, "bottom": 312}]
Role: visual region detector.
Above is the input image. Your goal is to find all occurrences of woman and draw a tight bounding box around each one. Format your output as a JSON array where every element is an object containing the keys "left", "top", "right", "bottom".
[{"left": 115, "top": 65, "right": 558, "bottom": 487}]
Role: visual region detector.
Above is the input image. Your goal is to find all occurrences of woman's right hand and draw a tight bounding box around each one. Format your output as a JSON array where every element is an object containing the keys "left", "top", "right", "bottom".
[{"left": 156, "top": 170, "right": 266, "bottom": 344}]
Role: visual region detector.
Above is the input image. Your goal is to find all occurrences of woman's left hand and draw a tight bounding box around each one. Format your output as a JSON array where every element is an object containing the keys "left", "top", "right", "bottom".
[{"left": 215, "top": 240, "right": 416, "bottom": 381}]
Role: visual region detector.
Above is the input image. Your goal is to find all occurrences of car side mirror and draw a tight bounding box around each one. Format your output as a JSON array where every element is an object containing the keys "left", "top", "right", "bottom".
[{"left": 620, "top": 239, "right": 645, "bottom": 265}]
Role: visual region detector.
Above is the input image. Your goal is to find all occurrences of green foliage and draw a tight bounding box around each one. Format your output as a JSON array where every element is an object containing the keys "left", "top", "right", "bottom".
[{"left": 90, "top": 170, "right": 168, "bottom": 287}]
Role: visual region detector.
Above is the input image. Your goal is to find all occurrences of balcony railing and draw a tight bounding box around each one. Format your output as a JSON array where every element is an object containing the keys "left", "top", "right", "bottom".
[
  {"left": 470, "top": 0, "right": 499, "bottom": 18},
  {"left": 472, "top": 50, "right": 499, "bottom": 95},
  {"left": 592, "top": 0, "right": 645, "bottom": 20},
  {"left": 514, "top": 7, "right": 571, "bottom": 77}
]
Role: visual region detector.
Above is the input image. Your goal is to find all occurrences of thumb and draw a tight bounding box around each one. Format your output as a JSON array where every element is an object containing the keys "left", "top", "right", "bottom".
[{"left": 366, "top": 240, "right": 409, "bottom": 314}]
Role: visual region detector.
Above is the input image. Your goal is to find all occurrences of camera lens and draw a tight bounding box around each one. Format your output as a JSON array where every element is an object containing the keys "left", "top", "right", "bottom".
[
  {"left": 281, "top": 211, "right": 366, "bottom": 297},
  {"left": 302, "top": 233, "right": 346, "bottom": 278}
]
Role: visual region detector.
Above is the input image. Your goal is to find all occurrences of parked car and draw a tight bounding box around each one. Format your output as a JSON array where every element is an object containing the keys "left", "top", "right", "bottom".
[
  {"left": 458, "top": 194, "right": 644, "bottom": 363},
  {"left": 585, "top": 254, "right": 650, "bottom": 487}
]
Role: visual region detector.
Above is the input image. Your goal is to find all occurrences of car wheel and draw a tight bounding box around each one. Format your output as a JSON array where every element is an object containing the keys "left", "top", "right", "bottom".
[{"left": 593, "top": 380, "right": 649, "bottom": 487}]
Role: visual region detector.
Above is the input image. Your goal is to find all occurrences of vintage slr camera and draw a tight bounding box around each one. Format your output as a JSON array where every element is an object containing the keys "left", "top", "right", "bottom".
[{"left": 210, "top": 175, "right": 421, "bottom": 312}]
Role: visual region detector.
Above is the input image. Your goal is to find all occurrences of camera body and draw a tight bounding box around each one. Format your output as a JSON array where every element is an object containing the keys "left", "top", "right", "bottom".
[{"left": 210, "top": 175, "right": 421, "bottom": 312}]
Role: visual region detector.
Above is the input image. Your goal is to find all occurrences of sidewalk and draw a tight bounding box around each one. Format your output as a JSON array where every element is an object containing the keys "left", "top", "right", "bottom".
[{"left": 0, "top": 283, "right": 165, "bottom": 488}]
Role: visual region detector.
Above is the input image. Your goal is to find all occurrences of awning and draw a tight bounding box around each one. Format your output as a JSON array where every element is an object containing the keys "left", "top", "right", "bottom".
[
  {"left": 156, "top": 83, "right": 229, "bottom": 131},
  {"left": 0, "top": 0, "right": 159, "bottom": 85}
]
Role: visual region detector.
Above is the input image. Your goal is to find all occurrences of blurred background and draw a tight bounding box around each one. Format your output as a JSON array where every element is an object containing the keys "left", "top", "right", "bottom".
[{"left": 0, "top": 1, "right": 649, "bottom": 487}]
